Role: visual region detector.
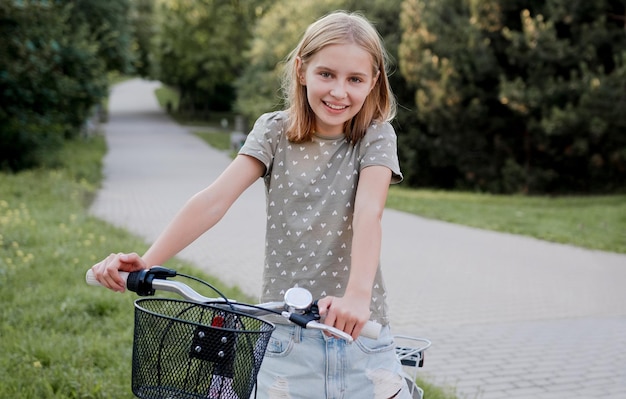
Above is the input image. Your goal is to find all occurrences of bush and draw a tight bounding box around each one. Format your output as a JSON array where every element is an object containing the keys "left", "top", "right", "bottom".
[{"left": 0, "top": 1, "right": 125, "bottom": 171}]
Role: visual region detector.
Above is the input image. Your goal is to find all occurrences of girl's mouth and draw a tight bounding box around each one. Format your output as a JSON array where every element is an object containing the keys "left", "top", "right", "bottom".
[{"left": 323, "top": 101, "right": 348, "bottom": 110}]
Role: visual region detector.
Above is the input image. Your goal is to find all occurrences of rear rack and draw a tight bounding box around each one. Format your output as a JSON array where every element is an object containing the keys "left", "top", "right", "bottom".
[{"left": 394, "top": 335, "right": 431, "bottom": 398}]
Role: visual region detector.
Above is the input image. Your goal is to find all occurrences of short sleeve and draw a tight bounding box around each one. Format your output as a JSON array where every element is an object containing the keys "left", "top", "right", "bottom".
[
  {"left": 238, "top": 111, "right": 287, "bottom": 177},
  {"left": 357, "top": 122, "right": 403, "bottom": 184}
]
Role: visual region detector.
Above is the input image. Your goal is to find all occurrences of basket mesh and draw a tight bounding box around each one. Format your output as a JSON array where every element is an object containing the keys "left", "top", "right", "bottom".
[{"left": 132, "top": 298, "right": 274, "bottom": 399}]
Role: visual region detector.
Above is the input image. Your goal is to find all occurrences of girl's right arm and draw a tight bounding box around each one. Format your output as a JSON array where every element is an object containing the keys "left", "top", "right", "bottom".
[{"left": 91, "top": 154, "right": 265, "bottom": 291}]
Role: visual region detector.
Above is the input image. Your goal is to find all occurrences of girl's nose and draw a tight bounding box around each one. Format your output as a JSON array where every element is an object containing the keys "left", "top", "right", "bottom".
[{"left": 330, "top": 84, "right": 347, "bottom": 99}]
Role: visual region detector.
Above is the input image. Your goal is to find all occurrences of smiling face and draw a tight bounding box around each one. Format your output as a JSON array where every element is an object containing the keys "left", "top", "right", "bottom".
[{"left": 297, "top": 43, "right": 379, "bottom": 137}]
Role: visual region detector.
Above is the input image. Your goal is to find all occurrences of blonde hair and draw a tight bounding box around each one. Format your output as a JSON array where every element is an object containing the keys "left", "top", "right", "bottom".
[{"left": 282, "top": 11, "right": 396, "bottom": 143}]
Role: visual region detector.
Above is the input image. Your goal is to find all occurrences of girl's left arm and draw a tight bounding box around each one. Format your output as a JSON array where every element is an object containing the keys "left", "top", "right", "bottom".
[{"left": 318, "top": 165, "right": 392, "bottom": 339}]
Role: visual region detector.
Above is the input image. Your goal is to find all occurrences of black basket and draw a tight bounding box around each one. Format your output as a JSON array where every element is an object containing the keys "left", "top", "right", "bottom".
[{"left": 132, "top": 298, "right": 275, "bottom": 399}]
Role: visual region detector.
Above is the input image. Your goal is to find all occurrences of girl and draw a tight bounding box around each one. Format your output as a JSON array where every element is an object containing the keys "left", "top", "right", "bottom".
[{"left": 92, "top": 11, "right": 410, "bottom": 399}]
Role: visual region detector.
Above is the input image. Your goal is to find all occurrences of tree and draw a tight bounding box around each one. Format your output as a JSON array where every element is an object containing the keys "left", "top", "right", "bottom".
[
  {"left": 0, "top": 0, "right": 136, "bottom": 171},
  {"left": 0, "top": 1, "right": 108, "bottom": 170},
  {"left": 130, "top": 0, "right": 158, "bottom": 78},
  {"left": 63, "top": 0, "right": 135, "bottom": 74},
  {"left": 399, "top": 0, "right": 626, "bottom": 193},
  {"left": 498, "top": 1, "right": 626, "bottom": 192},
  {"left": 155, "top": 0, "right": 269, "bottom": 117}
]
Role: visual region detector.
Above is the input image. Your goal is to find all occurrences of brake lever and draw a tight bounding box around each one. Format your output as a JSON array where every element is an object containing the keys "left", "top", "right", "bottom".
[
  {"left": 305, "top": 320, "right": 354, "bottom": 343},
  {"left": 281, "top": 301, "right": 354, "bottom": 343}
]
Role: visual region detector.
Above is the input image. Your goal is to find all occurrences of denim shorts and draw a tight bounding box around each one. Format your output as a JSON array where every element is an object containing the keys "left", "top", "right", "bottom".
[{"left": 253, "top": 323, "right": 411, "bottom": 399}]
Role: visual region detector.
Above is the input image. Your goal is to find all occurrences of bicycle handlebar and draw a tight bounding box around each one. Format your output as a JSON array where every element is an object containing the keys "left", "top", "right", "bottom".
[{"left": 85, "top": 267, "right": 381, "bottom": 342}]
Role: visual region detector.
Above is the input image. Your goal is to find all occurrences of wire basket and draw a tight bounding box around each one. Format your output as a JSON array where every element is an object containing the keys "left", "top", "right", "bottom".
[{"left": 132, "top": 298, "right": 275, "bottom": 399}]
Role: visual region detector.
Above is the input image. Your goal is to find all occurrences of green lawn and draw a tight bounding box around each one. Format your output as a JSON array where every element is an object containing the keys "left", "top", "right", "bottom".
[
  {"left": 386, "top": 186, "right": 626, "bottom": 254},
  {"left": 0, "top": 137, "right": 248, "bottom": 398}
]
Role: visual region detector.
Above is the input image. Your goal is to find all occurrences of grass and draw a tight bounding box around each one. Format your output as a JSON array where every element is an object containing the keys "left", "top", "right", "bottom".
[
  {"left": 415, "top": 378, "right": 458, "bottom": 399},
  {"left": 193, "top": 129, "right": 231, "bottom": 151},
  {"left": 0, "top": 136, "right": 249, "bottom": 398},
  {"left": 154, "top": 85, "right": 179, "bottom": 112},
  {"left": 386, "top": 186, "right": 626, "bottom": 254}
]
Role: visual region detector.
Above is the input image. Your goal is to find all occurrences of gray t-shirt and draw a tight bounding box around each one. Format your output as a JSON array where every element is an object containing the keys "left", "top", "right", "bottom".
[{"left": 239, "top": 111, "right": 402, "bottom": 325}]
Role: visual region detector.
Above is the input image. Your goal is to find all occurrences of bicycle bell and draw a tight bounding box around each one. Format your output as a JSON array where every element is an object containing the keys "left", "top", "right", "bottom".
[{"left": 284, "top": 287, "right": 313, "bottom": 313}]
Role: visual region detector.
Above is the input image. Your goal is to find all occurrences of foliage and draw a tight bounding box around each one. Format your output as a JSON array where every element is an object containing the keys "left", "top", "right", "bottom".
[
  {"left": 154, "top": 0, "right": 270, "bottom": 118},
  {"left": 0, "top": 1, "right": 108, "bottom": 170},
  {"left": 130, "top": 0, "right": 158, "bottom": 78},
  {"left": 398, "top": 0, "right": 626, "bottom": 193},
  {"left": 0, "top": 0, "right": 135, "bottom": 172},
  {"left": 62, "top": 0, "right": 135, "bottom": 74}
]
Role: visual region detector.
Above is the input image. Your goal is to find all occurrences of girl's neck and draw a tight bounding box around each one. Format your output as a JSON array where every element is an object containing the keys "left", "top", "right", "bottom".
[{"left": 313, "top": 130, "right": 345, "bottom": 140}]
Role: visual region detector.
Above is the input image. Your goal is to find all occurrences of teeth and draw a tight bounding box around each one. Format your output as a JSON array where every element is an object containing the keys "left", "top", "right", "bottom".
[{"left": 325, "top": 102, "right": 347, "bottom": 110}]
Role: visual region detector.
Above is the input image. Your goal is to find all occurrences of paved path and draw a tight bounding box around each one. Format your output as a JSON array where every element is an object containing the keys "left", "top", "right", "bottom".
[{"left": 90, "top": 79, "right": 626, "bottom": 399}]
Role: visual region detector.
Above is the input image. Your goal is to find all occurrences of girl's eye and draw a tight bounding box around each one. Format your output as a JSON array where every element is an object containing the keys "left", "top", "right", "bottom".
[
  {"left": 320, "top": 72, "right": 332, "bottom": 78},
  {"left": 350, "top": 77, "right": 363, "bottom": 83}
]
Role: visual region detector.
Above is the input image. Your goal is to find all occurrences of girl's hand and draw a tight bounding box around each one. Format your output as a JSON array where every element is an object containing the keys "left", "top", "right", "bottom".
[
  {"left": 90, "top": 252, "right": 148, "bottom": 292},
  {"left": 317, "top": 294, "right": 371, "bottom": 340}
]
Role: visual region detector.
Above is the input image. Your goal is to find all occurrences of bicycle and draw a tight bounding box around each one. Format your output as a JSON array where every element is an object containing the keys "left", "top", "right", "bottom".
[{"left": 86, "top": 266, "right": 430, "bottom": 399}]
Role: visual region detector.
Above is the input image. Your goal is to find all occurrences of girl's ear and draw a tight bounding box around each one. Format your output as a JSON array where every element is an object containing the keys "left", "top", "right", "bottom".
[{"left": 296, "top": 56, "right": 306, "bottom": 85}]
